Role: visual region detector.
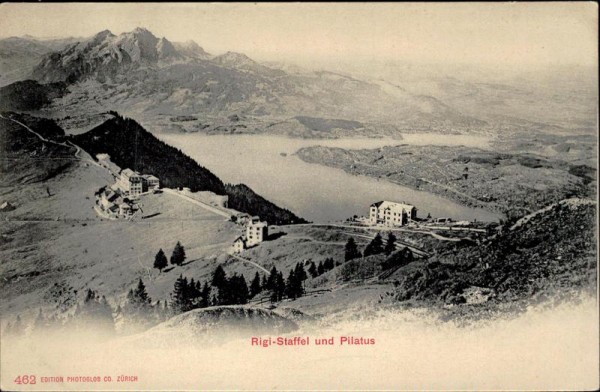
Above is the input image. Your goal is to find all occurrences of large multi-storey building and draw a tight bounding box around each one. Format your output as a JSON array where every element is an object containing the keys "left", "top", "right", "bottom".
[
  {"left": 117, "top": 169, "right": 160, "bottom": 197},
  {"left": 231, "top": 217, "right": 269, "bottom": 253},
  {"left": 142, "top": 174, "right": 160, "bottom": 191},
  {"left": 369, "top": 200, "right": 417, "bottom": 226},
  {"left": 246, "top": 216, "right": 268, "bottom": 246},
  {"left": 117, "top": 169, "right": 144, "bottom": 197}
]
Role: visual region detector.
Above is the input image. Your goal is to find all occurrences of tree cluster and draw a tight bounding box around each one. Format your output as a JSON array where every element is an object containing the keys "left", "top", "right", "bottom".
[
  {"left": 365, "top": 232, "right": 397, "bottom": 257},
  {"left": 171, "top": 275, "right": 212, "bottom": 313},
  {"left": 169, "top": 265, "right": 256, "bottom": 315},
  {"left": 307, "top": 258, "right": 335, "bottom": 278},
  {"left": 285, "top": 263, "right": 308, "bottom": 300},
  {"left": 72, "top": 289, "right": 115, "bottom": 334},
  {"left": 264, "top": 266, "right": 286, "bottom": 303},
  {"left": 153, "top": 242, "right": 186, "bottom": 271},
  {"left": 345, "top": 232, "right": 398, "bottom": 261},
  {"left": 120, "top": 279, "right": 169, "bottom": 331}
]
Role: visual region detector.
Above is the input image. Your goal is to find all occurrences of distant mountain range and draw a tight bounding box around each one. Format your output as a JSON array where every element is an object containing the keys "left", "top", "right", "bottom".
[
  {"left": 0, "top": 27, "right": 597, "bottom": 135},
  {"left": 0, "top": 35, "right": 81, "bottom": 86}
]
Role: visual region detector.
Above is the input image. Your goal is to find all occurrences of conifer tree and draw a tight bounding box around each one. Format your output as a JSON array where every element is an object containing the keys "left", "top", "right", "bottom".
[
  {"left": 124, "top": 278, "right": 152, "bottom": 324},
  {"left": 217, "top": 275, "right": 230, "bottom": 305},
  {"left": 345, "top": 237, "right": 361, "bottom": 261},
  {"left": 384, "top": 232, "right": 397, "bottom": 255},
  {"left": 186, "top": 278, "right": 202, "bottom": 307},
  {"left": 236, "top": 274, "right": 250, "bottom": 304},
  {"left": 261, "top": 273, "right": 268, "bottom": 290},
  {"left": 170, "top": 241, "right": 186, "bottom": 266},
  {"left": 317, "top": 261, "right": 325, "bottom": 275},
  {"left": 267, "top": 266, "right": 278, "bottom": 291},
  {"left": 154, "top": 248, "right": 168, "bottom": 272},
  {"left": 308, "top": 261, "right": 317, "bottom": 278},
  {"left": 323, "top": 258, "right": 334, "bottom": 271},
  {"left": 295, "top": 262, "right": 308, "bottom": 282},
  {"left": 211, "top": 265, "right": 227, "bottom": 289},
  {"left": 364, "top": 233, "right": 384, "bottom": 257},
  {"left": 171, "top": 275, "right": 190, "bottom": 314},
  {"left": 285, "top": 269, "right": 297, "bottom": 299},
  {"left": 275, "top": 272, "right": 286, "bottom": 302},
  {"left": 132, "top": 278, "right": 151, "bottom": 306},
  {"left": 73, "top": 290, "right": 114, "bottom": 335},
  {"left": 250, "top": 272, "right": 262, "bottom": 297},
  {"left": 200, "top": 281, "right": 212, "bottom": 308}
]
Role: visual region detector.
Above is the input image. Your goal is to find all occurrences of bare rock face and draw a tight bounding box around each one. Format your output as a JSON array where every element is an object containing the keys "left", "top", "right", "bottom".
[
  {"left": 113, "top": 27, "right": 159, "bottom": 63},
  {"left": 31, "top": 28, "right": 186, "bottom": 83},
  {"left": 173, "top": 40, "right": 211, "bottom": 60},
  {"left": 213, "top": 51, "right": 256, "bottom": 68},
  {"left": 156, "top": 37, "right": 179, "bottom": 60}
]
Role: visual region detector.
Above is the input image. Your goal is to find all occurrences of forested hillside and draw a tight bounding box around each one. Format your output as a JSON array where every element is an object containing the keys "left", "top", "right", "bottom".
[{"left": 74, "top": 114, "right": 306, "bottom": 224}]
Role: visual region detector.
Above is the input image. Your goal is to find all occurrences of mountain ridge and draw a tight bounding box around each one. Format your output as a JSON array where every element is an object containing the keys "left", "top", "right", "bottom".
[
  {"left": 21, "top": 27, "right": 492, "bottom": 131},
  {"left": 1, "top": 27, "right": 595, "bottom": 135}
]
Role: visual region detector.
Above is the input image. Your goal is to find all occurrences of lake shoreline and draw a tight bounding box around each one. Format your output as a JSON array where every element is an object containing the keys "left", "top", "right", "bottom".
[
  {"left": 157, "top": 133, "right": 503, "bottom": 223},
  {"left": 295, "top": 148, "right": 507, "bottom": 219},
  {"left": 295, "top": 142, "right": 591, "bottom": 221}
]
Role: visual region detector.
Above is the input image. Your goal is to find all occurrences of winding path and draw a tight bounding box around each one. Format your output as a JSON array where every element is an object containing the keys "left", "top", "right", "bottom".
[
  {"left": 162, "top": 188, "right": 233, "bottom": 219},
  {"left": 1, "top": 114, "right": 104, "bottom": 169},
  {"left": 2, "top": 114, "right": 74, "bottom": 150},
  {"left": 228, "top": 253, "right": 270, "bottom": 274}
]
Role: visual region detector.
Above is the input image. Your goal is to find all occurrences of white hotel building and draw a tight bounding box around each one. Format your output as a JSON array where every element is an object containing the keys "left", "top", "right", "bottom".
[{"left": 369, "top": 200, "right": 417, "bottom": 227}]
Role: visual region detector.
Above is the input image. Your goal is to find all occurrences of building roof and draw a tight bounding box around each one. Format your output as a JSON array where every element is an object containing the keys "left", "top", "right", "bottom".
[
  {"left": 142, "top": 174, "right": 159, "bottom": 181},
  {"left": 106, "top": 191, "right": 119, "bottom": 202},
  {"left": 371, "top": 200, "right": 416, "bottom": 212},
  {"left": 121, "top": 168, "right": 141, "bottom": 180},
  {"left": 233, "top": 236, "right": 246, "bottom": 244},
  {"left": 249, "top": 221, "right": 268, "bottom": 228}
]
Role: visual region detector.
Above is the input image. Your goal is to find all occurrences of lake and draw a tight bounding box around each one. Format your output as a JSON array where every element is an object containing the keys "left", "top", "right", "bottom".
[{"left": 158, "top": 133, "right": 502, "bottom": 223}]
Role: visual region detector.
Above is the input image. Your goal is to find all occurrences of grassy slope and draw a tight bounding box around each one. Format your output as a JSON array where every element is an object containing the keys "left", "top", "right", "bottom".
[{"left": 390, "top": 200, "right": 597, "bottom": 307}]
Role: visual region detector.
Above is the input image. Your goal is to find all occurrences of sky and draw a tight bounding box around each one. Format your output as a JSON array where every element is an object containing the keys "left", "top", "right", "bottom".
[{"left": 0, "top": 2, "right": 597, "bottom": 70}]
